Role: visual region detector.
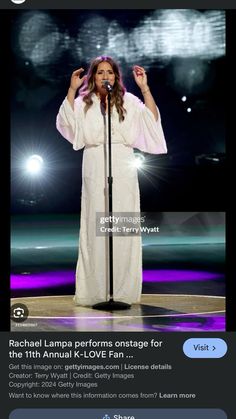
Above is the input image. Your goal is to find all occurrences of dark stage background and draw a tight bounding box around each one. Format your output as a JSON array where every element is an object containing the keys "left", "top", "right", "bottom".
[{"left": 10, "top": 9, "right": 226, "bottom": 214}]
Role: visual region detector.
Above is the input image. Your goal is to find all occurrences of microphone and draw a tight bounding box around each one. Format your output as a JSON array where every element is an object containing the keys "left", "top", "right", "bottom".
[{"left": 102, "top": 80, "right": 113, "bottom": 92}]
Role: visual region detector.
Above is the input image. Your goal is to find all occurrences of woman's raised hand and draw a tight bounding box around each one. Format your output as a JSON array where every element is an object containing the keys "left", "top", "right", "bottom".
[
  {"left": 132, "top": 65, "right": 148, "bottom": 90},
  {"left": 70, "top": 68, "right": 87, "bottom": 91}
]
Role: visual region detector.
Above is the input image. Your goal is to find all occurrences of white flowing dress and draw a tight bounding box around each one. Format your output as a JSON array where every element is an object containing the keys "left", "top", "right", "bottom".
[{"left": 56, "top": 92, "right": 167, "bottom": 306}]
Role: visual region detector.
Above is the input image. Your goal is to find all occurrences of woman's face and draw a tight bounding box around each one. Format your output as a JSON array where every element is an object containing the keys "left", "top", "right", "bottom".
[{"left": 94, "top": 61, "right": 115, "bottom": 94}]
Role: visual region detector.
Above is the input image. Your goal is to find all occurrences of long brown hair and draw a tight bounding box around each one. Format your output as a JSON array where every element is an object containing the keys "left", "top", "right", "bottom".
[{"left": 79, "top": 56, "right": 127, "bottom": 122}]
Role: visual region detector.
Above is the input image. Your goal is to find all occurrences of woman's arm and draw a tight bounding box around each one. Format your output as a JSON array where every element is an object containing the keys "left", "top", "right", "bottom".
[
  {"left": 132, "top": 65, "right": 158, "bottom": 121},
  {"left": 67, "top": 68, "right": 87, "bottom": 109},
  {"left": 56, "top": 68, "right": 87, "bottom": 150}
]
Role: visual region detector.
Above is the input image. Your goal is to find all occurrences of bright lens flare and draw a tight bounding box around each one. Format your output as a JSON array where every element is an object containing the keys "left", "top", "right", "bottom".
[
  {"left": 26, "top": 155, "right": 44, "bottom": 175},
  {"left": 133, "top": 154, "right": 145, "bottom": 169}
]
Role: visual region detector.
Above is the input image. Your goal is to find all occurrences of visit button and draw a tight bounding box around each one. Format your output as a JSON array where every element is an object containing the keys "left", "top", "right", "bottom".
[{"left": 183, "top": 338, "right": 227, "bottom": 358}]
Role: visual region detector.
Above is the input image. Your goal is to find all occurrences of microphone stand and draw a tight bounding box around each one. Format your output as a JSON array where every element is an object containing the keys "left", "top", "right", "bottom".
[{"left": 93, "top": 84, "right": 131, "bottom": 311}]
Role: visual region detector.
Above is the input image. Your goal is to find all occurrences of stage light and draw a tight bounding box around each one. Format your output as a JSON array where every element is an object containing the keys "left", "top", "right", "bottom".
[
  {"left": 133, "top": 153, "right": 146, "bottom": 169},
  {"left": 107, "top": 21, "right": 134, "bottom": 63},
  {"left": 161, "top": 9, "right": 225, "bottom": 59},
  {"left": 26, "top": 155, "right": 44, "bottom": 175},
  {"left": 195, "top": 153, "right": 225, "bottom": 166},
  {"left": 18, "top": 11, "right": 62, "bottom": 66},
  {"left": 131, "top": 9, "right": 225, "bottom": 63},
  {"left": 74, "top": 16, "right": 110, "bottom": 61},
  {"left": 169, "top": 58, "right": 212, "bottom": 95},
  {"left": 187, "top": 108, "right": 192, "bottom": 113},
  {"left": 12, "top": 9, "right": 225, "bottom": 84},
  {"left": 181, "top": 96, "right": 187, "bottom": 102}
]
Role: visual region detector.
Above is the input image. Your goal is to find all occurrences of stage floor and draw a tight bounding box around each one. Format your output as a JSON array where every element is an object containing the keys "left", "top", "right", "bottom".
[
  {"left": 11, "top": 293, "right": 225, "bottom": 332},
  {"left": 11, "top": 213, "right": 225, "bottom": 332}
]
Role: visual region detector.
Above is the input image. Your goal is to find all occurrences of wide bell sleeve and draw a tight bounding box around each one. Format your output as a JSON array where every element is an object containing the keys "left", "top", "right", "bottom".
[
  {"left": 122, "top": 93, "right": 167, "bottom": 155},
  {"left": 56, "top": 96, "right": 85, "bottom": 151}
]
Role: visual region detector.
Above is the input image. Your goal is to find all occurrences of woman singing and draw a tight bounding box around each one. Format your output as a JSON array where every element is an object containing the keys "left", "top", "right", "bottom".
[{"left": 56, "top": 55, "right": 167, "bottom": 307}]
